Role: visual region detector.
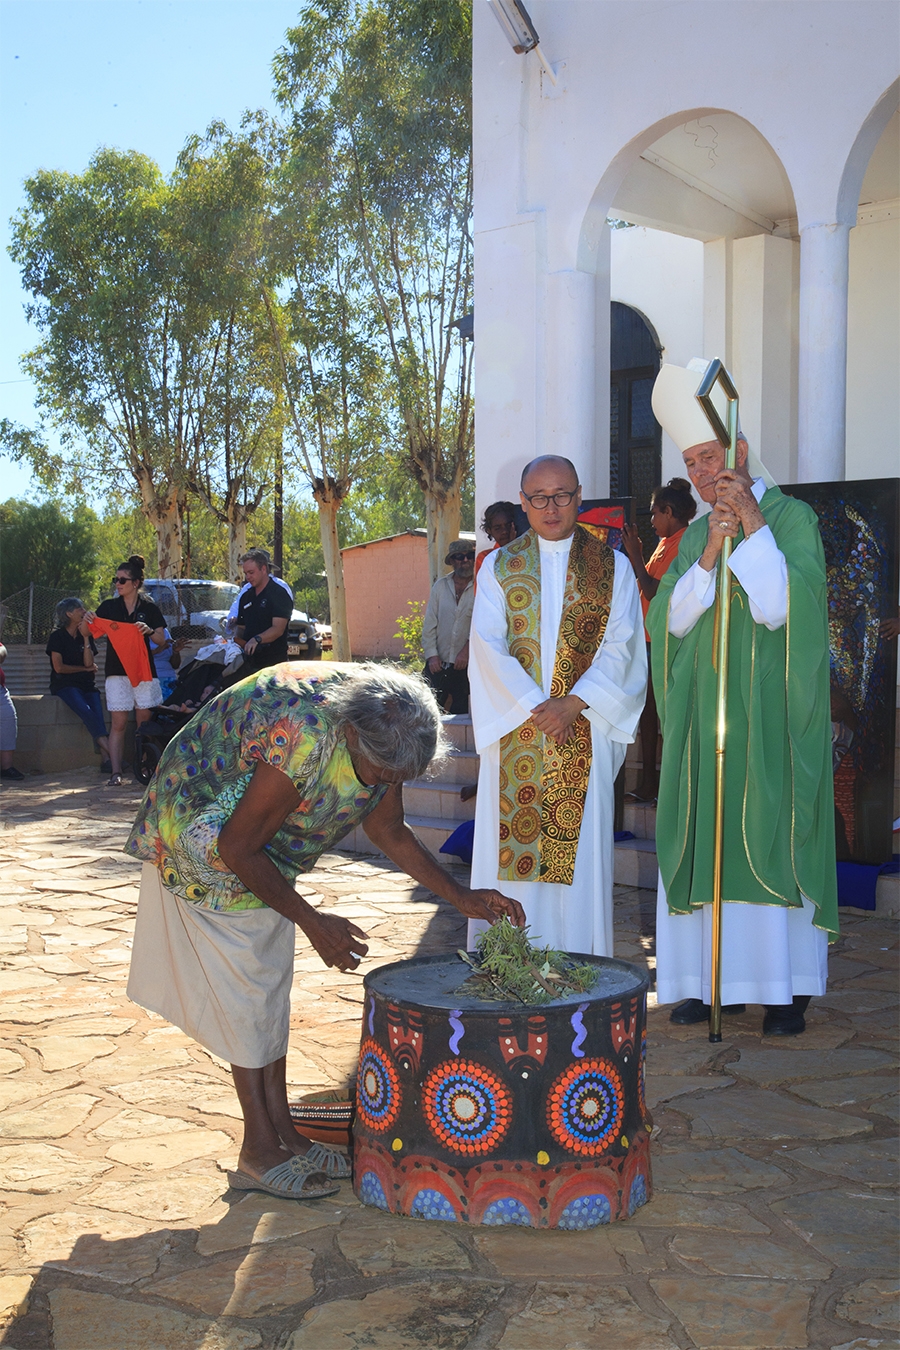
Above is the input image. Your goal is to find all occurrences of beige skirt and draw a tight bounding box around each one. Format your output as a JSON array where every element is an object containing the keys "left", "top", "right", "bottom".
[{"left": 127, "top": 863, "right": 296, "bottom": 1068}]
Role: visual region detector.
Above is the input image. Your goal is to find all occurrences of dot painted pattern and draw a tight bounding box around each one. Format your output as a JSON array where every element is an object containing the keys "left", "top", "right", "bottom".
[
  {"left": 546, "top": 1058, "right": 624, "bottom": 1156},
  {"left": 356, "top": 1039, "right": 401, "bottom": 1132},
  {"left": 409, "top": 1189, "right": 458, "bottom": 1222},
  {"left": 423, "top": 1059, "right": 512, "bottom": 1155},
  {"left": 557, "top": 1193, "right": 612, "bottom": 1230},
  {"left": 358, "top": 1170, "right": 389, "bottom": 1211},
  {"left": 629, "top": 1173, "right": 648, "bottom": 1216},
  {"left": 481, "top": 1197, "right": 533, "bottom": 1227}
]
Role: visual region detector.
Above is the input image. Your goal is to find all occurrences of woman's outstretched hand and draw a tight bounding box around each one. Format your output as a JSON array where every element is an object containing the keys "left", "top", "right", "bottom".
[
  {"left": 453, "top": 888, "right": 526, "bottom": 927},
  {"left": 304, "top": 911, "right": 370, "bottom": 972}
]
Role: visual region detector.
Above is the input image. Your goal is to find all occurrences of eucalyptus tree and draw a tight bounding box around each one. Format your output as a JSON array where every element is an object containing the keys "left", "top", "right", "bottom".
[
  {"left": 8, "top": 139, "right": 282, "bottom": 579},
  {"left": 274, "top": 0, "right": 474, "bottom": 583},
  {"left": 175, "top": 123, "right": 284, "bottom": 580},
  {"left": 263, "top": 164, "right": 387, "bottom": 661}
]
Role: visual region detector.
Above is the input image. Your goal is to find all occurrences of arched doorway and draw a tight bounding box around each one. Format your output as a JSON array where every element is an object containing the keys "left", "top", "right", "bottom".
[{"left": 609, "top": 301, "right": 661, "bottom": 546}]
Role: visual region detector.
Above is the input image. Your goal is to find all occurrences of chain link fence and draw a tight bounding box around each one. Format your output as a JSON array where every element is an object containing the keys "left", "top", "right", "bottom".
[{"left": 0, "top": 584, "right": 76, "bottom": 646}]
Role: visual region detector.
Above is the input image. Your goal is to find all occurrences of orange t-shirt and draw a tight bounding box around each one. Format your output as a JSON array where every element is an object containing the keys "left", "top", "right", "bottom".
[
  {"left": 88, "top": 617, "right": 153, "bottom": 687},
  {"left": 642, "top": 527, "right": 687, "bottom": 632},
  {"left": 473, "top": 545, "right": 499, "bottom": 592}
]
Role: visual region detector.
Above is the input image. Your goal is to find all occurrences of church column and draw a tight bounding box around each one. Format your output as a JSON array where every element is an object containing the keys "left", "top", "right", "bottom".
[
  {"left": 797, "top": 222, "right": 850, "bottom": 483},
  {"left": 542, "top": 267, "right": 606, "bottom": 497}
]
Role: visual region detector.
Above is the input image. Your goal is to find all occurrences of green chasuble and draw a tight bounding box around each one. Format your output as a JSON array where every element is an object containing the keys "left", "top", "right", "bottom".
[{"left": 647, "top": 487, "right": 839, "bottom": 938}]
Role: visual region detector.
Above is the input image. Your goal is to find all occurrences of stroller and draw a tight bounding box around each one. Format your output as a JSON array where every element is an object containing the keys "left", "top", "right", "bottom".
[{"left": 132, "top": 645, "right": 247, "bottom": 785}]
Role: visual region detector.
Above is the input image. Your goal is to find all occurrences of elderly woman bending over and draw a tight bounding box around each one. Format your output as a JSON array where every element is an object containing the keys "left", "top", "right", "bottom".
[{"left": 126, "top": 662, "right": 523, "bottom": 1201}]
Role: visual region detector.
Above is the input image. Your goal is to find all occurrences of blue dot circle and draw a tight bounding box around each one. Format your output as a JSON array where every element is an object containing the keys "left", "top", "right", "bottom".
[
  {"left": 558, "top": 1194, "right": 611, "bottom": 1230},
  {"left": 358, "top": 1171, "right": 389, "bottom": 1211},
  {"left": 628, "top": 1174, "right": 648, "bottom": 1216},
  {"left": 410, "top": 1189, "right": 457, "bottom": 1222},
  {"left": 481, "top": 1197, "right": 532, "bottom": 1227}
]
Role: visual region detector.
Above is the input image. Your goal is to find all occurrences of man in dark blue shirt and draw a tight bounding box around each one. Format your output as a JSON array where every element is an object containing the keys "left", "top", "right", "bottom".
[{"left": 235, "top": 550, "right": 294, "bottom": 671}]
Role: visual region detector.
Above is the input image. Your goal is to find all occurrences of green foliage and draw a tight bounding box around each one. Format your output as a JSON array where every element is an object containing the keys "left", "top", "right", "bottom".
[
  {"left": 394, "top": 599, "right": 425, "bottom": 667},
  {"left": 0, "top": 499, "right": 99, "bottom": 598},
  {"left": 459, "top": 919, "right": 597, "bottom": 1006},
  {"left": 273, "top": 0, "right": 474, "bottom": 543}
]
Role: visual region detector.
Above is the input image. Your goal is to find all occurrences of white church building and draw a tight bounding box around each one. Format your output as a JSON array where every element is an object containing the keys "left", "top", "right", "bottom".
[{"left": 472, "top": 0, "right": 899, "bottom": 523}]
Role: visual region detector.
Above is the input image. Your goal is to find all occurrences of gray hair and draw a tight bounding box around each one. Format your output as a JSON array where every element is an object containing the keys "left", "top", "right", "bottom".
[
  {"left": 55, "top": 597, "right": 85, "bottom": 628},
  {"left": 239, "top": 549, "right": 271, "bottom": 570},
  {"left": 325, "top": 663, "right": 450, "bottom": 780}
]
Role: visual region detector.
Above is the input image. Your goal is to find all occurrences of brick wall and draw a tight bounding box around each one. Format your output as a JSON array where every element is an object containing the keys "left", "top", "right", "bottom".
[{"left": 342, "top": 534, "right": 432, "bottom": 660}]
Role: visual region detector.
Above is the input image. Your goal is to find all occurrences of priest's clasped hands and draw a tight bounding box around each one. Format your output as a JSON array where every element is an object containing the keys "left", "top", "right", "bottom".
[
  {"left": 529, "top": 693, "right": 588, "bottom": 745},
  {"left": 700, "top": 468, "right": 766, "bottom": 571}
]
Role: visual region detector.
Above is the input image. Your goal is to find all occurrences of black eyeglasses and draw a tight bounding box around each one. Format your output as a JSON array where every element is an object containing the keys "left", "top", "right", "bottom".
[
  {"left": 453, "top": 552, "right": 476, "bottom": 562},
  {"left": 522, "top": 491, "right": 579, "bottom": 509},
  {"left": 113, "top": 576, "right": 132, "bottom": 585}
]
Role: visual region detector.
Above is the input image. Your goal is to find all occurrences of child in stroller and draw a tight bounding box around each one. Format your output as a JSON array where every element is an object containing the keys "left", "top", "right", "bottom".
[{"left": 132, "top": 642, "right": 247, "bottom": 784}]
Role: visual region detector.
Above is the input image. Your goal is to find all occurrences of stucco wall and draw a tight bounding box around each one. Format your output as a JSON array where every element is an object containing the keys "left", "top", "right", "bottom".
[
  {"left": 846, "top": 215, "right": 900, "bottom": 481},
  {"left": 473, "top": 0, "right": 899, "bottom": 529},
  {"left": 342, "top": 534, "right": 431, "bottom": 660},
  {"left": 611, "top": 226, "right": 704, "bottom": 487}
]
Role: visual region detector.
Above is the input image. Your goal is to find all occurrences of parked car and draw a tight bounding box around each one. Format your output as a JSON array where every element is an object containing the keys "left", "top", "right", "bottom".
[{"left": 142, "top": 579, "right": 322, "bottom": 659}]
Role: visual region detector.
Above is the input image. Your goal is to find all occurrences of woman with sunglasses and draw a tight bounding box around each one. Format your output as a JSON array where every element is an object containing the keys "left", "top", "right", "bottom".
[{"left": 89, "top": 555, "right": 166, "bottom": 785}]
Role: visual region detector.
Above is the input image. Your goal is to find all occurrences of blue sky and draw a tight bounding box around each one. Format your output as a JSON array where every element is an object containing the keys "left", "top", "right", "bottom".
[{"left": 1, "top": 0, "right": 302, "bottom": 500}]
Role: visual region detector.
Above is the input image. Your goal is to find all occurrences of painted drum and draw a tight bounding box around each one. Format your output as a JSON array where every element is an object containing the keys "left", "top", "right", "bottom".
[{"left": 353, "top": 953, "right": 652, "bottom": 1228}]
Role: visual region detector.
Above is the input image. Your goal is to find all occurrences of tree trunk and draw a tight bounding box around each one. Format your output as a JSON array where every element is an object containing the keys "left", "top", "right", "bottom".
[
  {"left": 316, "top": 493, "right": 351, "bottom": 662},
  {"left": 425, "top": 485, "right": 463, "bottom": 586},
  {"left": 227, "top": 515, "right": 248, "bottom": 584},
  {"left": 137, "top": 477, "right": 183, "bottom": 580}
]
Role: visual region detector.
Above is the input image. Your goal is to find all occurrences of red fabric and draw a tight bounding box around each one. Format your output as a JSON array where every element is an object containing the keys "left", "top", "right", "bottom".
[{"left": 88, "top": 617, "right": 152, "bottom": 687}]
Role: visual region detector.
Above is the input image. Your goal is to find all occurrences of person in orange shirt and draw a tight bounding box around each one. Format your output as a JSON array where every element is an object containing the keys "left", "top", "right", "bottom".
[
  {"left": 474, "top": 501, "right": 518, "bottom": 584},
  {"left": 622, "top": 477, "right": 697, "bottom": 802}
]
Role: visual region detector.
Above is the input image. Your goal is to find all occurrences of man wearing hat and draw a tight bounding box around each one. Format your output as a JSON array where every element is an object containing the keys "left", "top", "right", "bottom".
[
  {"left": 466, "top": 456, "right": 647, "bottom": 955},
  {"left": 647, "top": 360, "right": 838, "bottom": 1036},
  {"left": 421, "top": 539, "right": 476, "bottom": 714}
]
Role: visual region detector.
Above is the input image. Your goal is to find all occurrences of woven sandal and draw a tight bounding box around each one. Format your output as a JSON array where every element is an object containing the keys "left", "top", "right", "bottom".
[
  {"left": 227, "top": 1155, "right": 339, "bottom": 1200},
  {"left": 304, "top": 1141, "right": 351, "bottom": 1179}
]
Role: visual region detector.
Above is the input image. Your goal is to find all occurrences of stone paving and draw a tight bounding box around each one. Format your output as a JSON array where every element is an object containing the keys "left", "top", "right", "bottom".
[{"left": 0, "top": 766, "right": 897, "bottom": 1350}]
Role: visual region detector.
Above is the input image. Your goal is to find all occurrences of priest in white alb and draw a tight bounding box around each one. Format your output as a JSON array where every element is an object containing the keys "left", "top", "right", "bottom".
[{"left": 467, "top": 455, "right": 647, "bottom": 955}]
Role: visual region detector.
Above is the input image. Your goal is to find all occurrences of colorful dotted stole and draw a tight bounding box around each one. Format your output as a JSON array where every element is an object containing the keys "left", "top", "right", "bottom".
[{"left": 494, "top": 526, "right": 615, "bottom": 885}]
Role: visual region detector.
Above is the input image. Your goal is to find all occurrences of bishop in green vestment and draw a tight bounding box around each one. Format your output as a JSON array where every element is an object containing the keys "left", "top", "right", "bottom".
[{"left": 647, "top": 360, "right": 837, "bottom": 1037}]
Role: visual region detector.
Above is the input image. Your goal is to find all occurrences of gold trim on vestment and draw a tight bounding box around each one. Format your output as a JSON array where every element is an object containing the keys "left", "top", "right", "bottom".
[{"left": 496, "top": 527, "right": 615, "bottom": 885}]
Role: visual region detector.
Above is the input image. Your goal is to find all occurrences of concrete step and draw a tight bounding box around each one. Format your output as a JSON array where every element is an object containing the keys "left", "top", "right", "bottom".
[
  {"left": 428, "top": 749, "right": 480, "bottom": 786},
  {"left": 613, "top": 836, "right": 658, "bottom": 888},
  {"left": 441, "top": 714, "right": 474, "bottom": 752},
  {"left": 403, "top": 780, "right": 476, "bottom": 823},
  {"left": 622, "top": 800, "right": 656, "bottom": 840},
  {"left": 333, "top": 814, "right": 460, "bottom": 862}
]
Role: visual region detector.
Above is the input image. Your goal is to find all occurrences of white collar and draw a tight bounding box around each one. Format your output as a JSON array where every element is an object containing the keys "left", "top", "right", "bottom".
[
  {"left": 538, "top": 533, "right": 574, "bottom": 554},
  {"left": 751, "top": 477, "right": 765, "bottom": 503}
]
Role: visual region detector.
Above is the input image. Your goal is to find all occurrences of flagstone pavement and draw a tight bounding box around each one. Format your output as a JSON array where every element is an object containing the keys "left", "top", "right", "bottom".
[{"left": 0, "top": 767, "right": 896, "bottom": 1350}]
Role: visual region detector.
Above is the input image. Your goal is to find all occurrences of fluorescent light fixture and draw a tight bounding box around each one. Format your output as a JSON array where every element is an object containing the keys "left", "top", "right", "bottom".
[
  {"left": 489, "top": 0, "right": 557, "bottom": 84},
  {"left": 489, "top": 0, "right": 539, "bottom": 53}
]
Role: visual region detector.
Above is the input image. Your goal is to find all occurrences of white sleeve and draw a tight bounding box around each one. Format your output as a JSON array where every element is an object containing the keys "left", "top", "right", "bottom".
[
  {"left": 571, "top": 554, "right": 647, "bottom": 744},
  {"left": 668, "top": 561, "right": 717, "bottom": 637},
  {"left": 727, "top": 525, "right": 788, "bottom": 630},
  {"left": 468, "top": 555, "right": 544, "bottom": 751}
]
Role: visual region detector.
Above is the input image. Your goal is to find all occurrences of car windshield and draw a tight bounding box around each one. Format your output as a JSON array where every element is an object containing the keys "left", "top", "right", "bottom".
[{"left": 178, "top": 584, "right": 239, "bottom": 613}]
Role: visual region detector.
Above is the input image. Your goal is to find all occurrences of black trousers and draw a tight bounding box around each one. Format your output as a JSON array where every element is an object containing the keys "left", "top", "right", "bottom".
[{"left": 423, "top": 662, "right": 470, "bottom": 715}]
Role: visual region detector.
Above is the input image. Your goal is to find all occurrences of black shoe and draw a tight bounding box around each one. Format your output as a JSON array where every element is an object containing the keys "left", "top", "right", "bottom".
[
  {"left": 763, "top": 996, "right": 810, "bottom": 1037},
  {"left": 669, "top": 998, "right": 746, "bottom": 1025},
  {"left": 0, "top": 766, "right": 25, "bottom": 781},
  {"left": 100, "top": 759, "right": 112, "bottom": 774}
]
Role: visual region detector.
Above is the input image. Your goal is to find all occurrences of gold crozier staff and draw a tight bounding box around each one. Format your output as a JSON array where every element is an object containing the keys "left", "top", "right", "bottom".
[{"left": 693, "top": 360, "right": 740, "bottom": 1043}]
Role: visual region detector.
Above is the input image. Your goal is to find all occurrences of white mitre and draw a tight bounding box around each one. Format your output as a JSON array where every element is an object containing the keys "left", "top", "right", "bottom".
[{"left": 651, "top": 358, "right": 776, "bottom": 488}]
